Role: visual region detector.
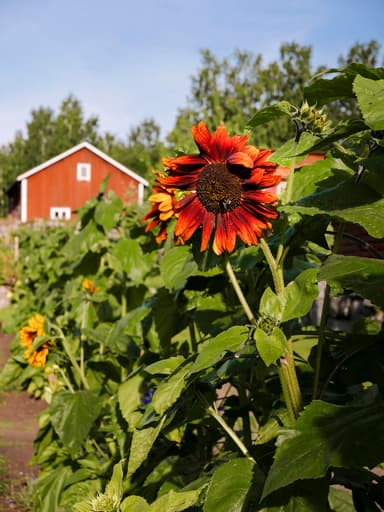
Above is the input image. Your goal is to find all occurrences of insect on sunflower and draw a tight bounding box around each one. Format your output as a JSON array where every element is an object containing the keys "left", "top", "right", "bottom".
[{"left": 154, "top": 121, "right": 281, "bottom": 255}]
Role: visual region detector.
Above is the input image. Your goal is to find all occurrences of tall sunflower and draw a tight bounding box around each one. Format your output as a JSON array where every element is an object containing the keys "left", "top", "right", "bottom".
[{"left": 156, "top": 121, "right": 281, "bottom": 255}]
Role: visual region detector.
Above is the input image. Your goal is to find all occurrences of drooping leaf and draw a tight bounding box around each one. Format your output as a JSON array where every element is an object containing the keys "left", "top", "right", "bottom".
[
  {"left": 203, "top": 458, "right": 262, "bottom": 512},
  {"left": 255, "top": 327, "right": 287, "bottom": 367},
  {"left": 318, "top": 254, "right": 384, "bottom": 307},
  {"left": 269, "top": 132, "right": 320, "bottom": 167},
  {"left": 152, "top": 362, "right": 193, "bottom": 416},
  {"left": 259, "top": 288, "right": 284, "bottom": 323},
  {"left": 33, "top": 465, "right": 73, "bottom": 512},
  {"left": 127, "top": 416, "right": 167, "bottom": 476},
  {"left": 189, "top": 326, "right": 249, "bottom": 374},
  {"left": 262, "top": 399, "right": 384, "bottom": 499},
  {"left": 353, "top": 75, "right": 384, "bottom": 130},
  {"left": 160, "top": 246, "right": 198, "bottom": 291},
  {"left": 50, "top": 390, "right": 103, "bottom": 453}
]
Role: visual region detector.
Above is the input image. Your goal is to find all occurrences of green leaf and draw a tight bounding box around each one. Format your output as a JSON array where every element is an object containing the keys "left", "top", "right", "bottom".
[
  {"left": 328, "top": 487, "right": 354, "bottom": 511},
  {"left": 149, "top": 488, "right": 202, "bottom": 512},
  {"left": 110, "top": 239, "right": 150, "bottom": 283},
  {"left": 255, "top": 327, "right": 287, "bottom": 367},
  {"left": 290, "top": 157, "right": 337, "bottom": 203},
  {"left": 33, "top": 465, "right": 73, "bottom": 512},
  {"left": 260, "top": 478, "right": 330, "bottom": 511},
  {"left": 259, "top": 287, "right": 284, "bottom": 323},
  {"left": 262, "top": 399, "right": 384, "bottom": 499},
  {"left": 50, "top": 390, "right": 103, "bottom": 453},
  {"left": 118, "top": 373, "right": 145, "bottom": 429},
  {"left": 203, "top": 458, "right": 261, "bottom": 512},
  {"left": 121, "top": 495, "right": 149, "bottom": 512},
  {"left": 353, "top": 75, "right": 384, "bottom": 130},
  {"left": 305, "top": 74, "right": 354, "bottom": 105},
  {"left": 145, "top": 356, "right": 185, "bottom": 375},
  {"left": 286, "top": 179, "right": 384, "bottom": 238},
  {"left": 128, "top": 416, "right": 167, "bottom": 476},
  {"left": 269, "top": 132, "right": 320, "bottom": 167},
  {"left": 247, "top": 101, "right": 295, "bottom": 127},
  {"left": 189, "top": 326, "right": 249, "bottom": 374},
  {"left": 94, "top": 191, "right": 123, "bottom": 231},
  {"left": 152, "top": 362, "right": 193, "bottom": 416},
  {"left": 160, "top": 246, "right": 198, "bottom": 291},
  {"left": 281, "top": 268, "right": 319, "bottom": 322},
  {"left": 104, "top": 460, "right": 124, "bottom": 502},
  {"left": 318, "top": 254, "right": 384, "bottom": 307}
]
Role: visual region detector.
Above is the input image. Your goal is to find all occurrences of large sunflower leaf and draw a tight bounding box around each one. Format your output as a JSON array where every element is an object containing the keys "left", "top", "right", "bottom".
[
  {"left": 262, "top": 399, "right": 384, "bottom": 500},
  {"left": 318, "top": 254, "right": 384, "bottom": 307},
  {"left": 189, "top": 326, "right": 249, "bottom": 374},
  {"left": 203, "top": 458, "right": 262, "bottom": 512},
  {"left": 50, "top": 390, "right": 103, "bottom": 454},
  {"left": 353, "top": 75, "right": 384, "bottom": 130},
  {"left": 284, "top": 180, "right": 384, "bottom": 238}
]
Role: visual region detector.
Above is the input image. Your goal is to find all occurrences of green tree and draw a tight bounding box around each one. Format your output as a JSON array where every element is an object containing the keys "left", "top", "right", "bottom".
[{"left": 167, "top": 40, "right": 383, "bottom": 151}]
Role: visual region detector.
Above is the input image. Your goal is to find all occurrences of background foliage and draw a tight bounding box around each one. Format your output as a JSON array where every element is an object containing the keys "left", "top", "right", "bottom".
[{"left": 0, "top": 42, "right": 383, "bottom": 512}]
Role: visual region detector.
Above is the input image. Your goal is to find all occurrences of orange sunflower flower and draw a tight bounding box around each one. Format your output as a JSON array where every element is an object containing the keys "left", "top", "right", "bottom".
[
  {"left": 82, "top": 278, "right": 99, "bottom": 294},
  {"left": 19, "top": 314, "right": 54, "bottom": 368},
  {"left": 142, "top": 177, "right": 179, "bottom": 243},
  {"left": 158, "top": 121, "right": 281, "bottom": 255}
]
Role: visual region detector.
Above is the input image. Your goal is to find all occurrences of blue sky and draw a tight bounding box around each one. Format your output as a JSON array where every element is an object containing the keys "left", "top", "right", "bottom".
[{"left": 1, "top": 0, "right": 383, "bottom": 145}]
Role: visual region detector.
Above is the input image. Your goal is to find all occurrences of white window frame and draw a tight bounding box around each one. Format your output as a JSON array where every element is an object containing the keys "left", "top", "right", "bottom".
[
  {"left": 50, "top": 207, "right": 71, "bottom": 220},
  {"left": 77, "top": 162, "right": 91, "bottom": 182}
]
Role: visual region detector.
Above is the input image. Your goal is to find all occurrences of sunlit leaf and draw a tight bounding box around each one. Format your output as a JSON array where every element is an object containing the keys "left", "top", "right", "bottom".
[
  {"left": 189, "top": 326, "right": 248, "bottom": 374},
  {"left": 160, "top": 246, "right": 198, "bottom": 291},
  {"left": 247, "top": 101, "right": 295, "bottom": 128},
  {"left": 353, "top": 75, "right": 384, "bottom": 130},
  {"left": 255, "top": 327, "right": 287, "bottom": 367},
  {"left": 149, "top": 488, "right": 202, "bottom": 512}
]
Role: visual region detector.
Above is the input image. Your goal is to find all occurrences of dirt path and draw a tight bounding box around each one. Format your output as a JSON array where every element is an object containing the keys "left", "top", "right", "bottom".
[{"left": 0, "top": 333, "right": 46, "bottom": 511}]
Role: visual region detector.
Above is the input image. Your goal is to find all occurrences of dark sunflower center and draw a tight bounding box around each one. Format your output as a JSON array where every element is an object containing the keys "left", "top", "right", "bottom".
[{"left": 196, "top": 163, "right": 242, "bottom": 213}]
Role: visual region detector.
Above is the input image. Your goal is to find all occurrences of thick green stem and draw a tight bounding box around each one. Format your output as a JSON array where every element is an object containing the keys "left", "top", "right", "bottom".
[
  {"left": 259, "top": 238, "right": 284, "bottom": 295},
  {"left": 225, "top": 259, "right": 257, "bottom": 326}
]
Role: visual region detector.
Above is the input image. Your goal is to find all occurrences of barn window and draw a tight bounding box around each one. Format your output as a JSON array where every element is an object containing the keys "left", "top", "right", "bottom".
[
  {"left": 77, "top": 162, "right": 91, "bottom": 182},
  {"left": 50, "top": 207, "right": 71, "bottom": 220}
]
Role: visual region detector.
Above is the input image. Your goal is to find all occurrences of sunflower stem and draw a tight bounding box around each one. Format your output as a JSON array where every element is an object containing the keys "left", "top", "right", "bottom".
[
  {"left": 207, "top": 403, "right": 256, "bottom": 464},
  {"left": 312, "top": 223, "right": 345, "bottom": 399},
  {"left": 225, "top": 259, "right": 257, "bottom": 326}
]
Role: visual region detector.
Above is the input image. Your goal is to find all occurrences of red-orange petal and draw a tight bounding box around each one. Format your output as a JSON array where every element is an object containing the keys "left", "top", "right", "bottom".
[
  {"left": 227, "top": 151, "right": 254, "bottom": 168},
  {"left": 192, "top": 122, "right": 212, "bottom": 157}
]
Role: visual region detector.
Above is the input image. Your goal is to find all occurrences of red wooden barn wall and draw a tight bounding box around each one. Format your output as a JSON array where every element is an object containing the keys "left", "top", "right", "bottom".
[{"left": 25, "top": 147, "right": 139, "bottom": 220}]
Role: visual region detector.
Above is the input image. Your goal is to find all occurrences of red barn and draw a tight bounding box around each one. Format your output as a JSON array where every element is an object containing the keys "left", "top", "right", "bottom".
[{"left": 7, "top": 142, "right": 148, "bottom": 222}]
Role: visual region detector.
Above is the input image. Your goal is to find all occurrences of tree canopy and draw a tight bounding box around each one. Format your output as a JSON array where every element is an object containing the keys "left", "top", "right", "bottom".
[{"left": 0, "top": 40, "right": 382, "bottom": 217}]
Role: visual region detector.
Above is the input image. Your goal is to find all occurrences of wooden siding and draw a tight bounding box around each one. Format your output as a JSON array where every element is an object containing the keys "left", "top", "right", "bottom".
[{"left": 25, "top": 147, "right": 139, "bottom": 220}]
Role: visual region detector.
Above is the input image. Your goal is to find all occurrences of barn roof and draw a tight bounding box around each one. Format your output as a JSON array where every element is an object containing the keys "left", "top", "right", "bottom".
[{"left": 15, "top": 141, "right": 149, "bottom": 186}]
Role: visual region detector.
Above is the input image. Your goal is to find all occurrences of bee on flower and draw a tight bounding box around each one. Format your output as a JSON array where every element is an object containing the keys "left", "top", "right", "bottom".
[
  {"left": 19, "top": 314, "right": 55, "bottom": 368},
  {"left": 143, "top": 122, "right": 281, "bottom": 255}
]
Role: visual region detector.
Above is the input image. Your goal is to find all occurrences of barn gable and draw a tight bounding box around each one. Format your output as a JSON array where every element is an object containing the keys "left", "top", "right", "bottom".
[{"left": 8, "top": 142, "right": 149, "bottom": 222}]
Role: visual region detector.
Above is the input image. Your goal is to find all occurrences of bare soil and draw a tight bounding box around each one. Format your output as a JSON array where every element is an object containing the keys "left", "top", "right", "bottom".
[{"left": 0, "top": 333, "right": 46, "bottom": 511}]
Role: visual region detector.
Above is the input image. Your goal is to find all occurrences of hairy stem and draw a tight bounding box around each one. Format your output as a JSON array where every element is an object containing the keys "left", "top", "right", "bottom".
[{"left": 225, "top": 259, "right": 257, "bottom": 326}]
